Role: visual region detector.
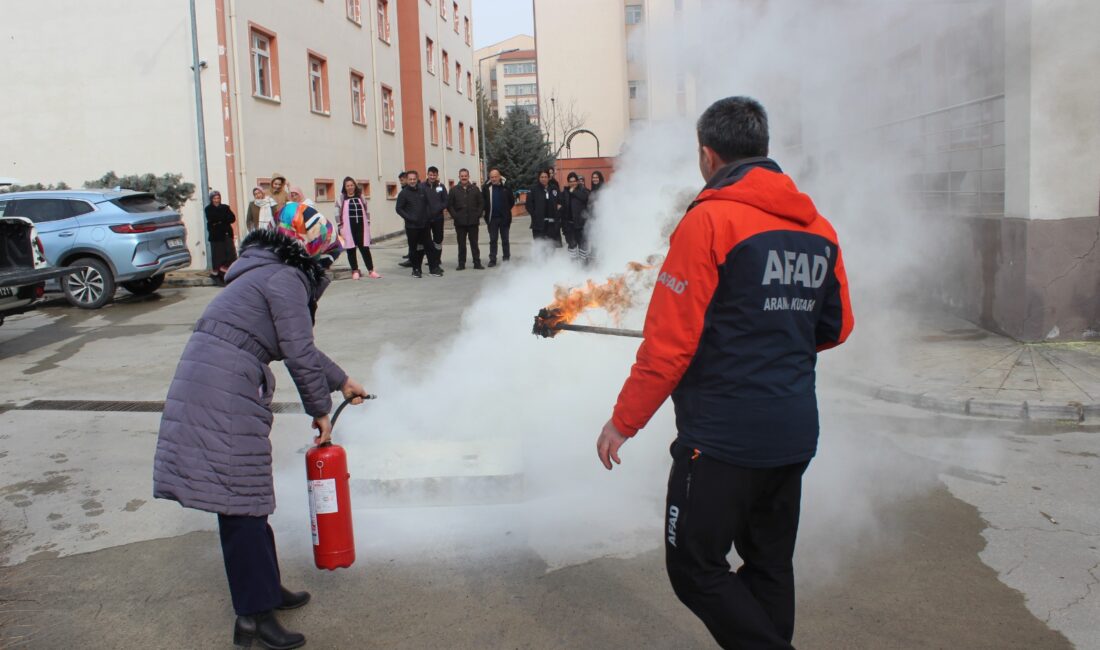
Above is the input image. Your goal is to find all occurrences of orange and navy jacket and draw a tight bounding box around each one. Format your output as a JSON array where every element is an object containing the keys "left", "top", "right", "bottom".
[{"left": 612, "top": 158, "right": 853, "bottom": 467}]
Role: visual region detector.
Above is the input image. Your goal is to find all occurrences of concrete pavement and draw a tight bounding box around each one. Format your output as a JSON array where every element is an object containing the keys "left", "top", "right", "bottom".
[
  {"left": 0, "top": 226, "right": 1095, "bottom": 648},
  {"left": 826, "top": 310, "right": 1100, "bottom": 423}
]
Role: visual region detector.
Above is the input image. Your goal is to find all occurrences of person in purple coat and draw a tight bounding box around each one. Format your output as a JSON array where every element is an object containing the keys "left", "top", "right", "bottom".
[{"left": 153, "top": 202, "right": 368, "bottom": 650}]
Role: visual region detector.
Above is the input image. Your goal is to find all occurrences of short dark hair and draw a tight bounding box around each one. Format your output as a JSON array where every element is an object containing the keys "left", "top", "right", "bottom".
[
  {"left": 566, "top": 172, "right": 578, "bottom": 181},
  {"left": 398, "top": 171, "right": 407, "bottom": 179},
  {"left": 696, "top": 96, "right": 769, "bottom": 163},
  {"left": 427, "top": 166, "right": 439, "bottom": 174},
  {"left": 406, "top": 170, "right": 419, "bottom": 178},
  {"left": 458, "top": 167, "right": 469, "bottom": 174}
]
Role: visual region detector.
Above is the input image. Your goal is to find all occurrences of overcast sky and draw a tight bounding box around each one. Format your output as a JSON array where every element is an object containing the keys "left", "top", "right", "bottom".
[{"left": 472, "top": 0, "right": 534, "bottom": 49}]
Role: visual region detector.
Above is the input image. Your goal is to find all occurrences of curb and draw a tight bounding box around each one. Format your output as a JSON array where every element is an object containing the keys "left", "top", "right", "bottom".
[{"left": 830, "top": 374, "right": 1100, "bottom": 424}]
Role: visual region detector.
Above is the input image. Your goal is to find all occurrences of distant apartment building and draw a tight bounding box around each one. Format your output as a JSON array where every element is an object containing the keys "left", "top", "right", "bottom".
[
  {"left": 474, "top": 35, "right": 537, "bottom": 121},
  {"left": 0, "top": 0, "right": 480, "bottom": 269}
]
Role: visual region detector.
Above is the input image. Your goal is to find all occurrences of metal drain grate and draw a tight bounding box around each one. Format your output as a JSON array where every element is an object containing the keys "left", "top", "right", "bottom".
[{"left": 12, "top": 400, "right": 305, "bottom": 414}]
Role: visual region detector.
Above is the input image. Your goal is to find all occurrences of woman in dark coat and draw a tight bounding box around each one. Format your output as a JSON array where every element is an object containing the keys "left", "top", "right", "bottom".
[
  {"left": 559, "top": 172, "right": 590, "bottom": 261},
  {"left": 205, "top": 190, "right": 238, "bottom": 285},
  {"left": 154, "top": 202, "right": 368, "bottom": 649}
]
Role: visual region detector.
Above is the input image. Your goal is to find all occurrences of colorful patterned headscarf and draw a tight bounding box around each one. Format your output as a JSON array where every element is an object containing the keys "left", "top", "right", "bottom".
[{"left": 273, "top": 201, "right": 342, "bottom": 265}]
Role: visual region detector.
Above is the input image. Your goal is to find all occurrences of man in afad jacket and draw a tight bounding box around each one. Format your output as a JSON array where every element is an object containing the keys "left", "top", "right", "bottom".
[
  {"left": 596, "top": 96, "right": 853, "bottom": 650},
  {"left": 482, "top": 168, "right": 515, "bottom": 267},
  {"left": 447, "top": 168, "right": 485, "bottom": 270}
]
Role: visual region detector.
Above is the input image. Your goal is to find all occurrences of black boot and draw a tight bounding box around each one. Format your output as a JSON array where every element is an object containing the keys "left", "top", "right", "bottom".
[
  {"left": 277, "top": 586, "right": 310, "bottom": 610},
  {"left": 473, "top": 261, "right": 484, "bottom": 270},
  {"left": 233, "top": 611, "right": 305, "bottom": 649}
]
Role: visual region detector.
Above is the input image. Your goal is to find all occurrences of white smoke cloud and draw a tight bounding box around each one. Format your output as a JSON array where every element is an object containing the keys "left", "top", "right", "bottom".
[{"left": 276, "top": 0, "right": 1006, "bottom": 582}]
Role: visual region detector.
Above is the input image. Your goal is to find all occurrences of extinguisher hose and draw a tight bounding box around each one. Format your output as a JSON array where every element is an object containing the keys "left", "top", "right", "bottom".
[{"left": 330, "top": 393, "right": 377, "bottom": 429}]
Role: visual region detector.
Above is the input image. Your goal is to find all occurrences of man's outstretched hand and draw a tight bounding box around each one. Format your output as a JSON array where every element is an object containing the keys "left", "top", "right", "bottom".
[{"left": 597, "top": 419, "right": 629, "bottom": 470}]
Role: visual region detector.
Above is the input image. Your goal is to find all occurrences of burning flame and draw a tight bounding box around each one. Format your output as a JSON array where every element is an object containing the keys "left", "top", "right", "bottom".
[{"left": 539, "top": 259, "right": 661, "bottom": 331}]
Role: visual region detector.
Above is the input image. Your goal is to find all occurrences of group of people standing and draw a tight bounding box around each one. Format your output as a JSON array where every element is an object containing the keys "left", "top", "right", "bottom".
[
  {"left": 394, "top": 165, "right": 521, "bottom": 277},
  {"left": 525, "top": 167, "right": 605, "bottom": 263},
  {"left": 204, "top": 172, "right": 380, "bottom": 284},
  {"left": 204, "top": 165, "right": 605, "bottom": 286}
]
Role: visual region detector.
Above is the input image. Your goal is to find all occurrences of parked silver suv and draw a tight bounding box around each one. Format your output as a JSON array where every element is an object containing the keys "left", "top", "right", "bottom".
[{"left": 0, "top": 190, "right": 191, "bottom": 308}]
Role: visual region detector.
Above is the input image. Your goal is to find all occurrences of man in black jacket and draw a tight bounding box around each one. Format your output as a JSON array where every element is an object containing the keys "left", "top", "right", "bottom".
[
  {"left": 447, "top": 168, "right": 485, "bottom": 270},
  {"left": 525, "top": 170, "right": 561, "bottom": 246},
  {"left": 482, "top": 168, "right": 515, "bottom": 267},
  {"left": 395, "top": 170, "right": 440, "bottom": 277},
  {"left": 424, "top": 166, "right": 448, "bottom": 273}
]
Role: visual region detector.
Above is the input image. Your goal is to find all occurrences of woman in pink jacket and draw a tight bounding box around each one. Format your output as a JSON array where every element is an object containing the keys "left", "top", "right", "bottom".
[{"left": 335, "top": 177, "right": 380, "bottom": 279}]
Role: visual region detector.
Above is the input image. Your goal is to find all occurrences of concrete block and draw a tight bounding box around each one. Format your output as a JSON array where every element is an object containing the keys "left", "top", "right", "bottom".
[
  {"left": 917, "top": 393, "right": 970, "bottom": 415},
  {"left": 967, "top": 399, "right": 1025, "bottom": 419},
  {"left": 1026, "top": 401, "right": 1083, "bottom": 423},
  {"left": 876, "top": 386, "right": 922, "bottom": 406}
]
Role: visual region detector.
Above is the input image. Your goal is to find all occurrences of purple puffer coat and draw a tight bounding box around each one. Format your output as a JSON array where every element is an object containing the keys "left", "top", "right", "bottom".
[{"left": 153, "top": 229, "right": 348, "bottom": 516}]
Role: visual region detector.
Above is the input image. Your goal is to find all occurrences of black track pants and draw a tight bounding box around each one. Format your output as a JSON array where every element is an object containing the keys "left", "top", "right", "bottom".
[
  {"left": 665, "top": 441, "right": 808, "bottom": 650},
  {"left": 405, "top": 227, "right": 434, "bottom": 272}
]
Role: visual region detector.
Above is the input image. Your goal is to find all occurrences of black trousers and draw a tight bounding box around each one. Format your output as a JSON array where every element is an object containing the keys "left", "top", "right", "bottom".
[
  {"left": 406, "top": 227, "right": 434, "bottom": 271},
  {"left": 430, "top": 218, "right": 445, "bottom": 266},
  {"left": 562, "top": 219, "right": 578, "bottom": 249},
  {"left": 487, "top": 219, "right": 510, "bottom": 262},
  {"left": 665, "top": 441, "right": 808, "bottom": 650},
  {"left": 346, "top": 217, "right": 374, "bottom": 271},
  {"left": 218, "top": 514, "right": 282, "bottom": 616},
  {"left": 455, "top": 224, "right": 481, "bottom": 266}
]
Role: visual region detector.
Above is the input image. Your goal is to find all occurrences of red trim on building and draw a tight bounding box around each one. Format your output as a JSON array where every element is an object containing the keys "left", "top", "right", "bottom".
[
  {"left": 397, "top": 0, "right": 425, "bottom": 174},
  {"left": 216, "top": 0, "right": 240, "bottom": 229}
]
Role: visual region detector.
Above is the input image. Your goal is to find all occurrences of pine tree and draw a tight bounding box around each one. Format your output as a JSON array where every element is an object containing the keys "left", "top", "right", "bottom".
[{"left": 488, "top": 109, "right": 554, "bottom": 190}]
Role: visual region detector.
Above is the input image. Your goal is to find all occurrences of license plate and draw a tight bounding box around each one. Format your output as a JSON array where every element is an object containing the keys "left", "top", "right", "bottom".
[
  {"left": 0, "top": 287, "right": 12, "bottom": 298},
  {"left": 167, "top": 238, "right": 184, "bottom": 249}
]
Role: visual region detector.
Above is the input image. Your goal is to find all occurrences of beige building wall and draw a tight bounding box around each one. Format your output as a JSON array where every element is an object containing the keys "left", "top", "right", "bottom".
[
  {"left": 534, "top": 0, "right": 631, "bottom": 158},
  {"left": 418, "top": 0, "right": 481, "bottom": 186},
  {"left": 0, "top": 0, "right": 228, "bottom": 269}
]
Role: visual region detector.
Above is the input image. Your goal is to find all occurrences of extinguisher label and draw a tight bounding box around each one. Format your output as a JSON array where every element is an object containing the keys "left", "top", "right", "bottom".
[{"left": 308, "top": 478, "right": 338, "bottom": 546}]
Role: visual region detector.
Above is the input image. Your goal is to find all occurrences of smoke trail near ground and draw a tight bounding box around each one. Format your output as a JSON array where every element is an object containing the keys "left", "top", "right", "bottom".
[{"left": 278, "top": 1, "right": 1007, "bottom": 581}]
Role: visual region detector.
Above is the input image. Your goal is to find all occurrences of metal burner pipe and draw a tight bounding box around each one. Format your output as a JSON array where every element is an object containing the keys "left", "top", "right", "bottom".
[{"left": 552, "top": 324, "right": 643, "bottom": 338}]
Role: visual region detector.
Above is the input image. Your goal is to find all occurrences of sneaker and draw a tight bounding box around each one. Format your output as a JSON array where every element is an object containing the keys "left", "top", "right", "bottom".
[
  {"left": 351, "top": 270, "right": 361, "bottom": 280},
  {"left": 398, "top": 260, "right": 413, "bottom": 268},
  {"left": 456, "top": 264, "right": 466, "bottom": 271},
  {"left": 411, "top": 269, "right": 423, "bottom": 278},
  {"left": 429, "top": 267, "right": 444, "bottom": 277},
  {"left": 473, "top": 262, "right": 484, "bottom": 270},
  {"left": 368, "top": 270, "right": 382, "bottom": 279},
  {"left": 487, "top": 260, "right": 497, "bottom": 268}
]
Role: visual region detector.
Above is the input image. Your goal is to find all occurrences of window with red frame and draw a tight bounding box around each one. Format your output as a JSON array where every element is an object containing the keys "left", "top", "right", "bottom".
[
  {"left": 381, "top": 85, "right": 396, "bottom": 132},
  {"left": 445, "top": 115, "right": 453, "bottom": 148},
  {"left": 308, "top": 52, "right": 330, "bottom": 114},
  {"left": 346, "top": 0, "right": 361, "bottom": 24},
  {"left": 376, "top": 0, "right": 391, "bottom": 43},
  {"left": 350, "top": 70, "right": 366, "bottom": 124},
  {"left": 442, "top": 50, "right": 450, "bottom": 84},
  {"left": 426, "top": 37, "right": 435, "bottom": 74},
  {"left": 458, "top": 121, "right": 465, "bottom": 152},
  {"left": 429, "top": 108, "right": 439, "bottom": 146}
]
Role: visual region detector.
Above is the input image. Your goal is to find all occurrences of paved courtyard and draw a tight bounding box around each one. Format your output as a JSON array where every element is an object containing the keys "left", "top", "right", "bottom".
[{"left": 0, "top": 229, "right": 1096, "bottom": 648}]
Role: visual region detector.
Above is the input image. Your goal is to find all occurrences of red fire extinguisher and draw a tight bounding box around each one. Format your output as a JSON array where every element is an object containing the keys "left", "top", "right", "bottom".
[{"left": 306, "top": 395, "right": 374, "bottom": 570}]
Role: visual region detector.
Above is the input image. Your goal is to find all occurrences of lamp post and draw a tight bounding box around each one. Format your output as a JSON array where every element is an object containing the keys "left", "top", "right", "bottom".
[
  {"left": 188, "top": 0, "right": 212, "bottom": 270},
  {"left": 477, "top": 48, "right": 520, "bottom": 180}
]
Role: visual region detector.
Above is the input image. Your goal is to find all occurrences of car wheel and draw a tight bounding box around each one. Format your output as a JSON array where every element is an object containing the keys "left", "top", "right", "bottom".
[
  {"left": 62, "top": 257, "right": 116, "bottom": 309},
  {"left": 121, "top": 274, "right": 166, "bottom": 296}
]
